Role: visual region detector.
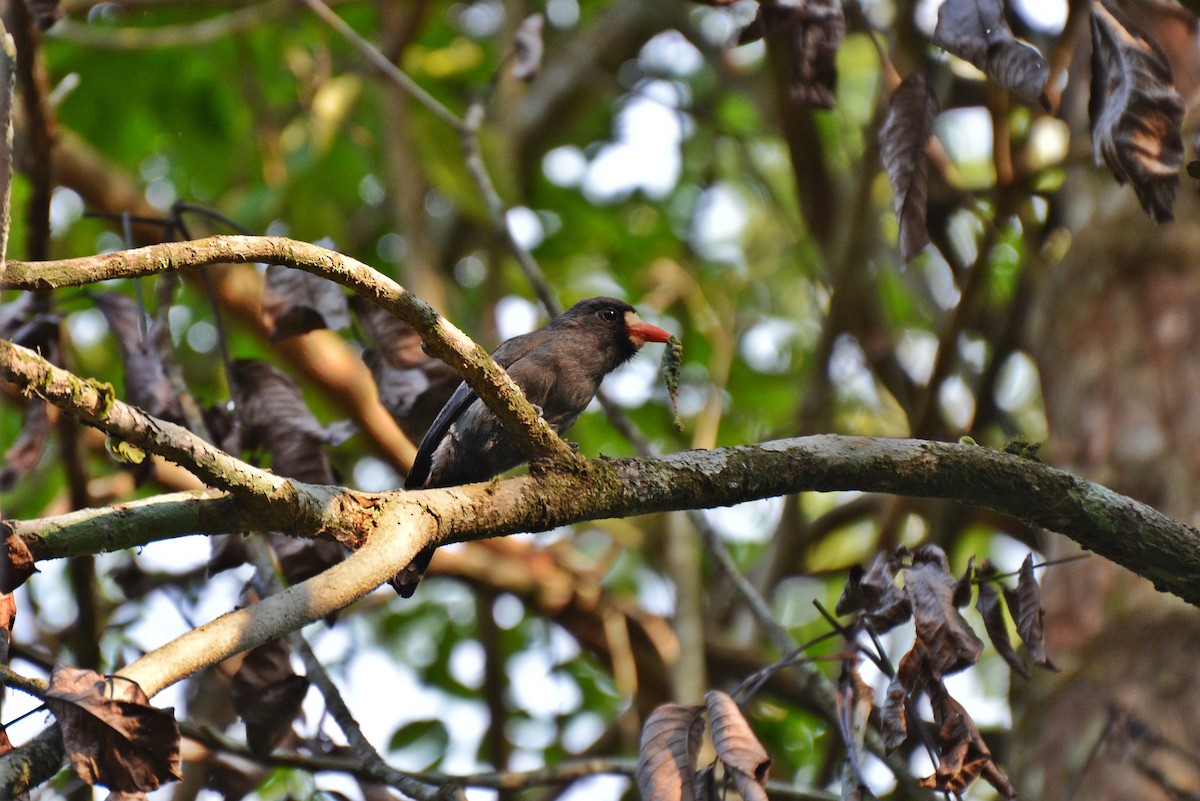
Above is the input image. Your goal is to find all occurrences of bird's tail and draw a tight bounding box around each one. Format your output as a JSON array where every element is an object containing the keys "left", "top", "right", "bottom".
[{"left": 388, "top": 546, "right": 436, "bottom": 598}]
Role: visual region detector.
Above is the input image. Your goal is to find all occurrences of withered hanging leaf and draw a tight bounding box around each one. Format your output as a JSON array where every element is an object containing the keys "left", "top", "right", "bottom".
[
  {"left": 93, "top": 293, "right": 184, "bottom": 424},
  {"left": 0, "top": 398, "right": 50, "bottom": 491},
  {"left": 231, "top": 638, "right": 309, "bottom": 757},
  {"left": 836, "top": 664, "right": 874, "bottom": 753},
  {"left": 261, "top": 264, "right": 351, "bottom": 339},
  {"left": 1090, "top": 0, "right": 1185, "bottom": 222},
  {"left": 920, "top": 682, "right": 1016, "bottom": 798},
  {"left": 229, "top": 360, "right": 353, "bottom": 483},
  {"left": 351, "top": 296, "right": 459, "bottom": 443},
  {"left": 904, "top": 545, "right": 983, "bottom": 680},
  {"left": 693, "top": 765, "right": 714, "bottom": 801},
  {"left": 974, "top": 562, "right": 1030, "bottom": 679},
  {"left": 705, "top": 690, "right": 770, "bottom": 801},
  {"left": 1, "top": 523, "right": 36, "bottom": 593},
  {"left": 1012, "top": 553, "right": 1055, "bottom": 670},
  {"left": 511, "top": 13, "right": 545, "bottom": 82},
  {"left": 0, "top": 593, "right": 15, "bottom": 663},
  {"left": 881, "top": 646, "right": 925, "bottom": 752},
  {"left": 836, "top": 549, "right": 911, "bottom": 633},
  {"left": 738, "top": 0, "right": 845, "bottom": 108},
  {"left": 45, "top": 666, "right": 181, "bottom": 793},
  {"left": 952, "top": 555, "right": 975, "bottom": 607},
  {"left": 881, "top": 674, "right": 908, "bottom": 752},
  {"left": 635, "top": 703, "right": 705, "bottom": 801},
  {"left": 932, "top": 0, "right": 1049, "bottom": 107},
  {"left": 879, "top": 69, "right": 938, "bottom": 264}
]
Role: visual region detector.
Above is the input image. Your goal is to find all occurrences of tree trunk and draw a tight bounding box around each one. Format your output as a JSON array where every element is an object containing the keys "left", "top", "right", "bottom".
[{"left": 1020, "top": 178, "right": 1200, "bottom": 799}]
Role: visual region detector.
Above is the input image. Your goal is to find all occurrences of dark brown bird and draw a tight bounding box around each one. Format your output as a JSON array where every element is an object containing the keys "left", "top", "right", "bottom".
[{"left": 393, "top": 296, "right": 672, "bottom": 596}]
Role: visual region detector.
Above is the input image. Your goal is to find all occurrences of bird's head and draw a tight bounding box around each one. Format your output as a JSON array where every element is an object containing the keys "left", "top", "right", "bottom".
[{"left": 564, "top": 297, "right": 672, "bottom": 353}]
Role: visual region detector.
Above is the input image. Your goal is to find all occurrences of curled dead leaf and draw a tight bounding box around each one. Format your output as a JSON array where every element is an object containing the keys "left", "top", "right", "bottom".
[
  {"left": 350, "top": 297, "right": 459, "bottom": 443},
  {"left": 1013, "top": 553, "right": 1055, "bottom": 670},
  {"left": 94, "top": 293, "right": 184, "bottom": 424},
  {"left": 261, "top": 264, "right": 351, "bottom": 339},
  {"left": 919, "top": 682, "right": 1016, "bottom": 798},
  {"left": 45, "top": 666, "right": 181, "bottom": 793},
  {"left": 904, "top": 545, "right": 983, "bottom": 680},
  {"left": 975, "top": 566, "right": 1030, "bottom": 679},
  {"left": 1089, "top": 0, "right": 1184, "bottom": 221},
  {"left": 229, "top": 360, "right": 353, "bottom": 483},
  {"left": 705, "top": 690, "right": 770, "bottom": 801},
  {"left": 932, "top": 0, "right": 1049, "bottom": 107},
  {"left": 836, "top": 549, "right": 911, "bottom": 632},
  {"left": 879, "top": 69, "right": 938, "bottom": 263},
  {"left": 1, "top": 521, "right": 37, "bottom": 593},
  {"left": 635, "top": 703, "right": 705, "bottom": 801}
]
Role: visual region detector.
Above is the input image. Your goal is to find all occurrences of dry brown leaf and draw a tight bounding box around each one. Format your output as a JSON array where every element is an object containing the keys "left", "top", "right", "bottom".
[
  {"left": 705, "top": 690, "right": 770, "bottom": 801},
  {"left": 1, "top": 521, "right": 37, "bottom": 593},
  {"left": 231, "top": 639, "right": 309, "bottom": 757},
  {"left": 229, "top": 360, "right": 353, "bottom": 484},
  {"left": 0, "top": 593, "right": 16, "bottom": 664},
  {"left": 261, "top": 264, "right": 351, "bottom": 339},
  {"left": 635, "top": 703, "right": 705, "bottom": 801},
  {"left": 952, "top": 555, "right": 974, "bottom": 607},
  {"left": 1013, "top": 553, "right": 1055, "bottom": 670},
  {"left": 974, "top": 562, "right": 1030, "bottom": 679},
  {"left": 351, "top": 297, "right": 459, "bottom": 443},
  {"left": 879, "top": 70, "right": 938, "bottom": 264},
  {"left": 44, "top": 665, "right": 181, "bottom": 793},
  {"left": 904, "top": 545, "right": 983, "bottom": 680},
  {"left": 94, "top": 293, "right": 184, "bottom": 424},
  {"left": 932, "top": 0, "right": 1049, "bottom": 107},
  {"left": 919, "top": 682, "right": 1016, "bottom": 798},
  {"left": 836, "top": 549, "right": 911, "bottom": 632},
  {"left": 881, "top": 646, "right": 924, "bottom": 752},
  {"left": 1090, "top": 0, "right": 1184, "bottom": 221}
]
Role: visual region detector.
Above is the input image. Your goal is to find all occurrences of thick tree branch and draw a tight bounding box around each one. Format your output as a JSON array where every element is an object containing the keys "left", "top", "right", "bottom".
[{"left": 2, "top": 235, "right": 581, "bottom": 468}]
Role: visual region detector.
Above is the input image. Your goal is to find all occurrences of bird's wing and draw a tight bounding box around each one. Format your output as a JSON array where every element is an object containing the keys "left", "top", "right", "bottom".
[
  {"left": 404, "top": 378, "right": 475, "bottom": 488},
  {"left": 403, "top": 330, "right": 545, "bottom": 489}
]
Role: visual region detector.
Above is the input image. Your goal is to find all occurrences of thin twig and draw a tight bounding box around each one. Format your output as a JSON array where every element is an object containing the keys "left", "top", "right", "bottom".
[
  {"left": 301, "top": 0, "right": 462, "bottom": 131},
  {"left": 460, "top": 96, "right": 561, "bottom": 316}
]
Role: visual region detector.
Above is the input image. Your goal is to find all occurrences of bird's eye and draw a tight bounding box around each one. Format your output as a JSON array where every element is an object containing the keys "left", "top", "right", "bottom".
[{"left": 598, "top": 307, "right": 620, "bottom": 323}]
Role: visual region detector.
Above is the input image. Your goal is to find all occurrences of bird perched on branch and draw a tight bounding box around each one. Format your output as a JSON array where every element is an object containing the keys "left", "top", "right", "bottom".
[{"left": 393, "top": 296, "right": 673, "bottom": 596}]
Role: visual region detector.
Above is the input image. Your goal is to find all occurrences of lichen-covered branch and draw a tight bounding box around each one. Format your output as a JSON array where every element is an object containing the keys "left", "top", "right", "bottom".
[
  {"left": 4, "top": 490, "right": 237, "bottom": 560},
  {"left": 0, "top": 338, "right": 291, "bottom": 501},
  {"left": 2, "top": 235, "right": 579, "bottom": 467}
]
